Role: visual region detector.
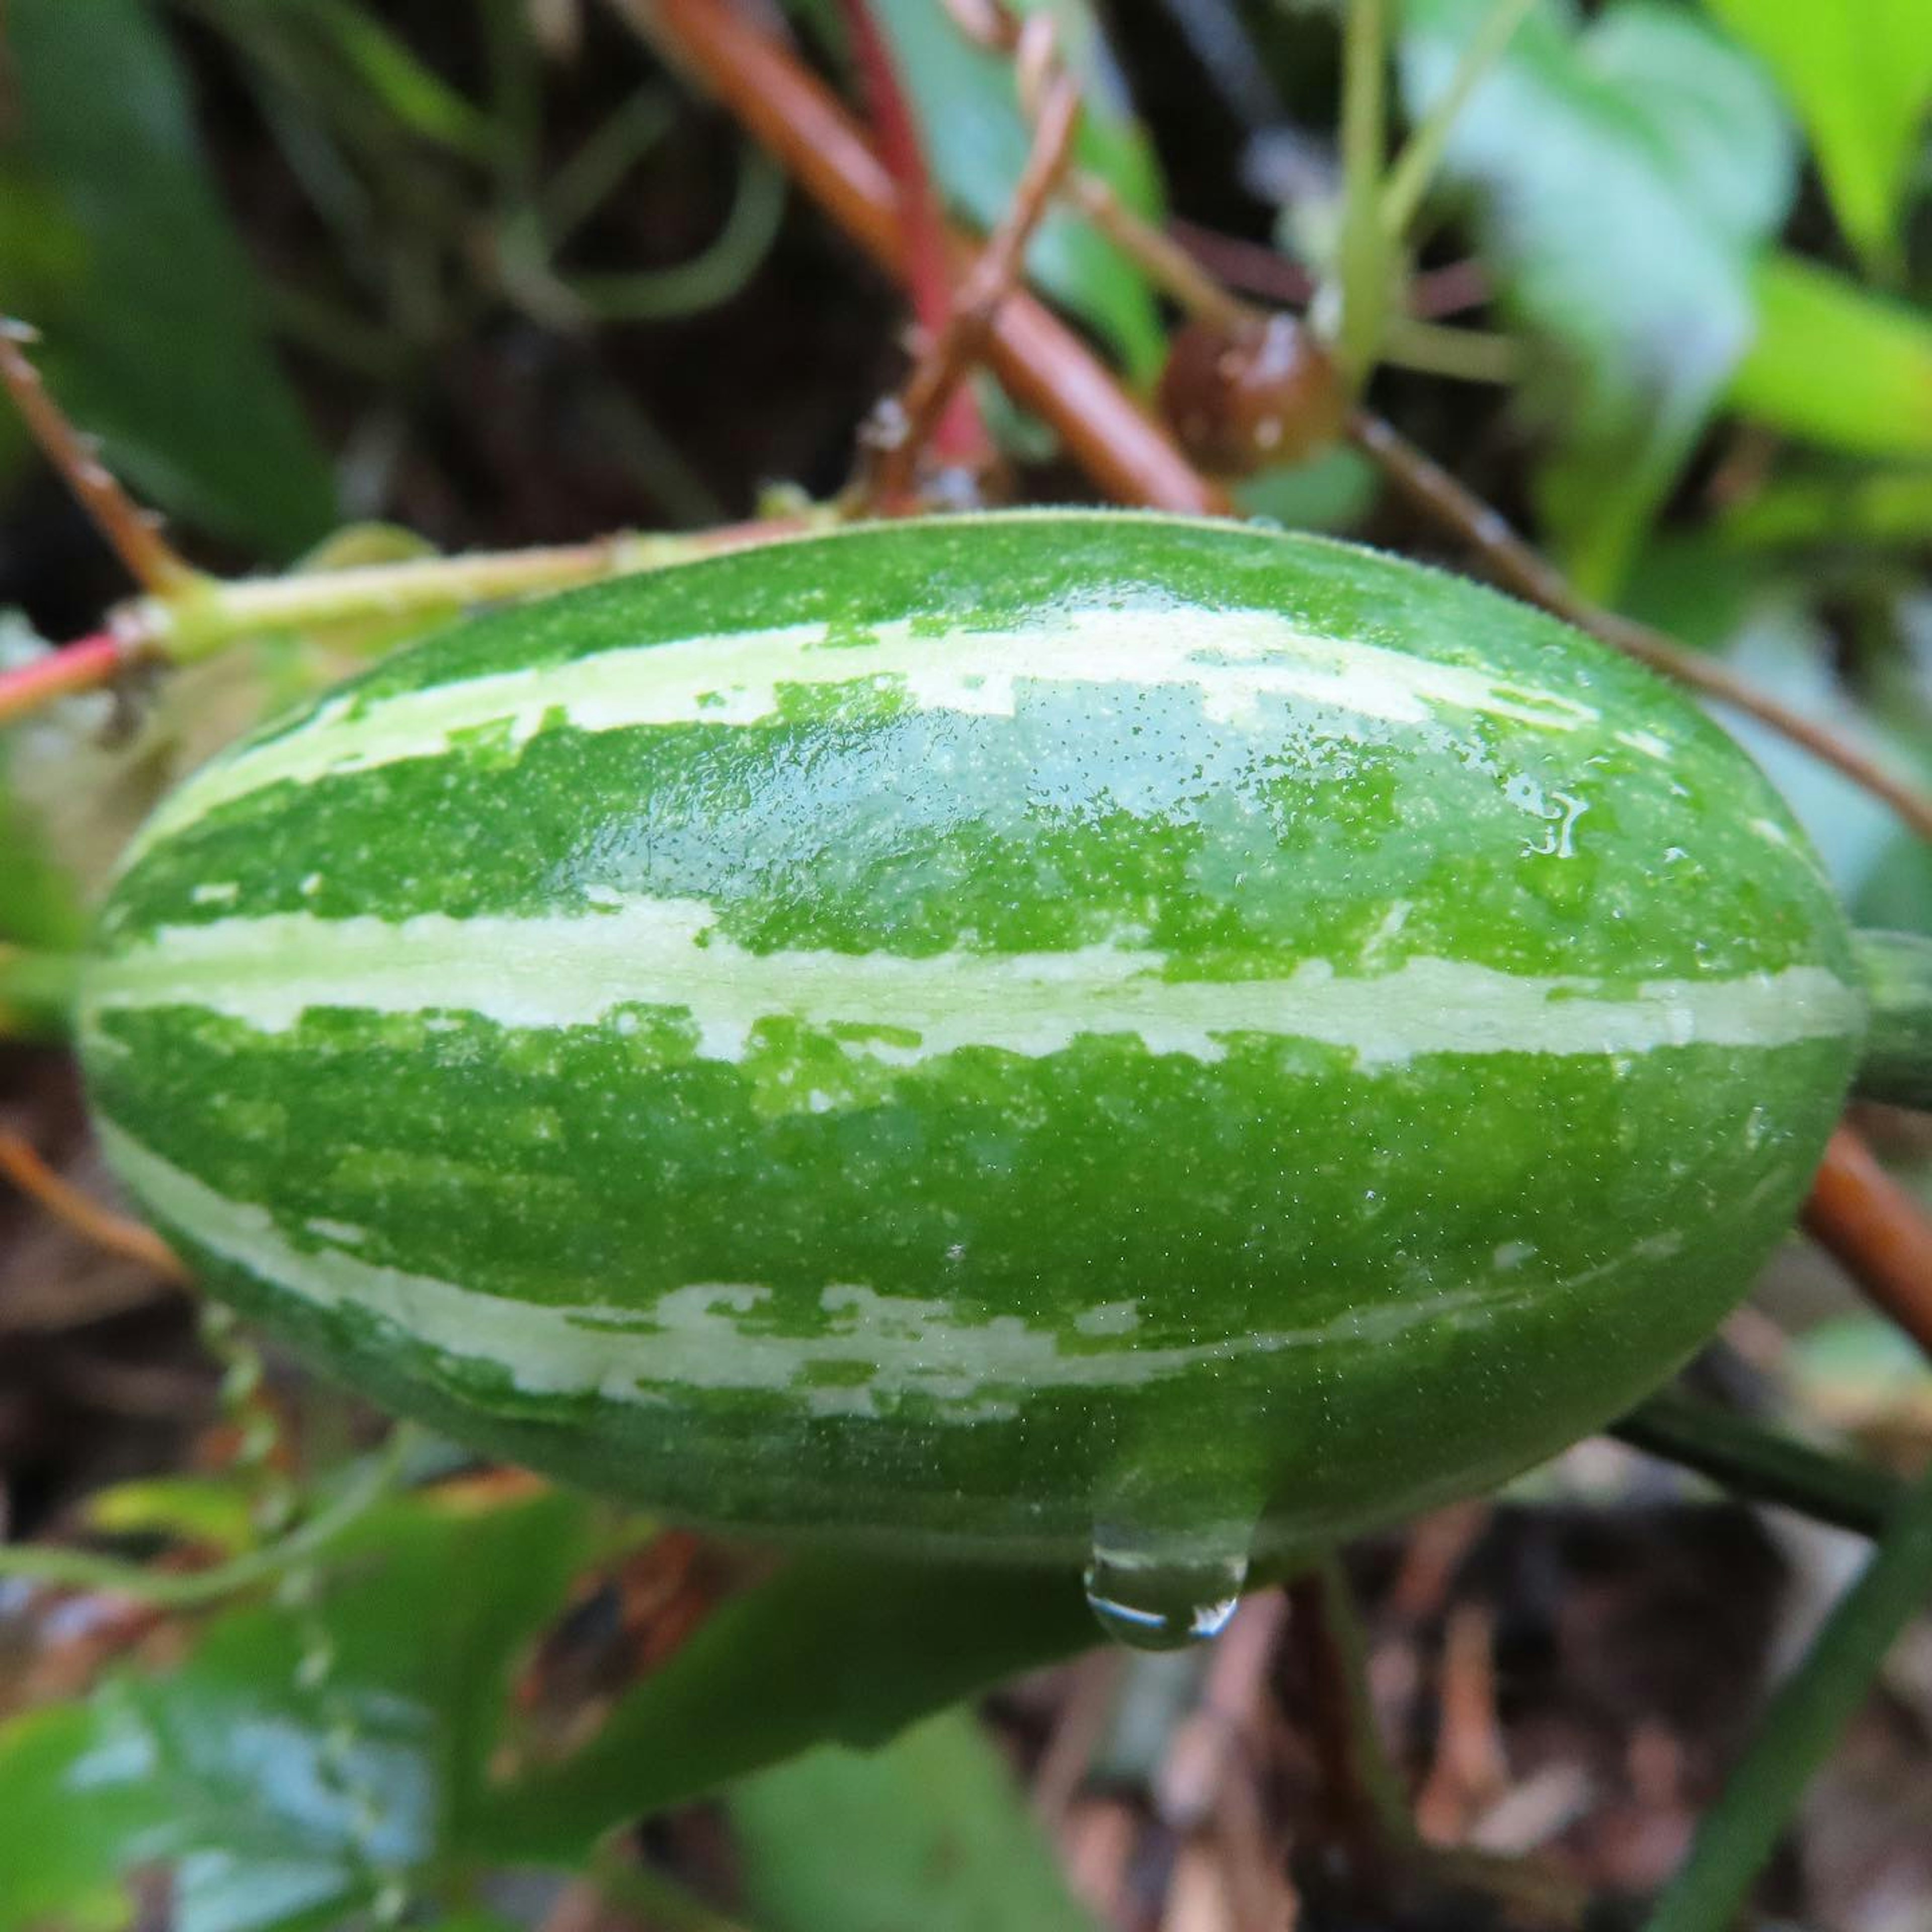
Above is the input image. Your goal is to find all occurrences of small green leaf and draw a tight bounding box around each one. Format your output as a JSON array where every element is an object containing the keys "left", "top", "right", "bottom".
[
  {"left": 864, "top": 0, "right": 1167, "bottom": 384},
  {"left": 475, "top": 1552, "right": 1096, "bottom": 1864},
  {"left": 84, "top": 1476, "right": 260, "bottom": 1559},
  {"left": 0, "top": 1486, "right": 600, "bottom": 1932},
  {"left": 1728, "top": 253, "right": 1932, "bottom": 457},
  {"left": 1703, "top": 0, "right": 1932, "bottom": 276},
  {"left": 4, "top": 0, "right": 336, "bottom": 557},
  {"left": 1399, "top": 0, "right": 1795, "bottom": 597},
  {"left": 731, "top": 1709, "right": 1098, "bottom": 1932}
]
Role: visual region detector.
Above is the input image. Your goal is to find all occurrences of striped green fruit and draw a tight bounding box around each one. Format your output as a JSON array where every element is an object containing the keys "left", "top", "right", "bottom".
[{"left": 79, "top": 512, "right": 1863, "bottom": 1644}]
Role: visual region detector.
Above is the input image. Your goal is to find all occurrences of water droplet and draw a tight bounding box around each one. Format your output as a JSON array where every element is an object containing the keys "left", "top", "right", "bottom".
[{"left": 1083, "top": 1527, "right": 1249, "bottom": 1651}]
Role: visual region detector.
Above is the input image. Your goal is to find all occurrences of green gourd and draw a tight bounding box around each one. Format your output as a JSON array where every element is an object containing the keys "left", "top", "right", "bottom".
[{"left": 77, "top": 512, "right": 1868, "bottom": 1646}]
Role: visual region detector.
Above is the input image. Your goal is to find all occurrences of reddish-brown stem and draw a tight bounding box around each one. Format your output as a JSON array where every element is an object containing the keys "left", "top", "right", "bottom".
[
  {"left": 837, "top": 0, "right": 986, "bottom": 467},
  {"left": 0, "top": 631, "right": 129, "bottom": 725},
  {"left": 0, "top": 324, "right": 200, "bottom": 598},
  {"left": 1350, "top": 408, "right": 1932, "bottom": 847},
  {"left": 0, "top": 1133, "right": 189, "bottom": 1283},
  {"left": 1167, "top": 223, "right": 1489, "bottom": 323},
  {"left": 1804, "top": 1129, "right": 1932, "bottom": 1359},
  {"left": 1409, "top": 259, "right": 1492, "bottom": 320},
  {"left": 1167, "top": 218, "right": 1318, "bottom": 309},
  {"left": 863, "top": 47, "right": 1082, "bottom": 510},
  {"left": 614, "top": 0, "right": 1228, "bottom": 516}
]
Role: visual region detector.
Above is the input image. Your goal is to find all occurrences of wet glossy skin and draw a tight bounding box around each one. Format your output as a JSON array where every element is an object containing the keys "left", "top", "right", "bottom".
[{"left": 82, "top": 514, "right": 1863, "bottom": 1585}]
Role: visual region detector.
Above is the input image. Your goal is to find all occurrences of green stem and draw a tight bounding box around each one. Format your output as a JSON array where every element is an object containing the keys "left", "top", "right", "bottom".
[
  {"left": 1850, "top": 928, "right": 1932, "bottom": 1110},
  {"left": 0, "top": 944, "right": 77, "bottom": 1042},
  {"left": 1333, "top": 0, "right": 1393, "bottom": 389},
  {"left": 1613, "top": 1389, "right": 1901, "bottom": 1540},
  {"left": 1313, "top": 1552, "right": 1418, "bottom": 1848},
  {"left": 1379, "top": 0, "right": 1536, "bottom": 240},
  {"left": 144, "top": 518, "right": 827, "bottom": 668},
  {"left": 540, "top": 86, "right": 680, "bottom": 246},
  {"left": 1645, "top": 1456, "right": 1932, "bottom": 1931},
  {"left": 0, "top": 1429, "right": 412, "bottom": 1608},
  {"left": 1382, "top": 315, "right": 1521, "bottom": 384},
  {"left": 569, "top": 145, "right": 787, "bottom": 322}
]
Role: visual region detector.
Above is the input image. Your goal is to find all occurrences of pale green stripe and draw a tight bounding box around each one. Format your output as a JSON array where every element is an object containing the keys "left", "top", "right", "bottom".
[
  {"left": 123, "top": 605, "right": 1603, "bottom": 865},
  {"left": 83, "top": 901, "right": 1866, "bottom": 1069},
  {"left": 97, "top": 1121, "right": 1557, "bottom": 1421}
]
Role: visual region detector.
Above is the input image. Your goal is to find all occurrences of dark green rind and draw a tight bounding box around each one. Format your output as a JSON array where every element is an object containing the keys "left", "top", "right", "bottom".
[{"left": 104, "top": 514, "right": 1835, "bottom": 983}]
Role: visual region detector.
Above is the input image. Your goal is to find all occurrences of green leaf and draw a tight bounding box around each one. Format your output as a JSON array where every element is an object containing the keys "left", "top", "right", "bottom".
[
  {"left": 1728, "top": 253, "right": 1932, "bottom": 457},
  {"left": 1703, "top": 0, "right": 1932, "bottom": 276},
  {"left": 0, "top": 1475, "right": 1098, "bottom": 1924},
  {"left": 0, "top": 613, "right": 89, "bottom": 951},
  {"left": 284, "top": 0, "right": 496, "bottom": 159},
  {"left": 1399, "top": 0, "right": 1795, "bottom": 597},
  {"left": 1719, "top": 463, "right": 1932, "bottom": 548},
  {"left": 731, "top": 1709, "right": 1097, "bottom": 1932},
  {"left": 83, "top": 1476, "right": 261, "bottom": 1559},
  {"left": 4, "top": 0, "right": 336, "bottom": 557},
  {"left": 474, "top": 1551, "right": 1097, "bottom": 1865},
  {"left": 0, "top": 1486, "right": 600, "bottom": 1932},
  {"left": 1232, "top": 447, "right": 1381, "bottom": 532},
  {"left": 864, "top": 0, "right": 1167, "bottom": 385}
]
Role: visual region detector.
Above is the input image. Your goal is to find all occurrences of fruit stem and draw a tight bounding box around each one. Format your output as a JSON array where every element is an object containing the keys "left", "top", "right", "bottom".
[
  {"left": 0, "top": 517, "right": 824, "bottom": 728},
  {"left": 159, "top": 533, "right": 667, "bottom": 663},
  {"left": 1849, "top": 928, "right": 1932, "bottom": 1109},
  {"left": 1646, "top": 1454, "right": 1932, "bottom": 1931}
]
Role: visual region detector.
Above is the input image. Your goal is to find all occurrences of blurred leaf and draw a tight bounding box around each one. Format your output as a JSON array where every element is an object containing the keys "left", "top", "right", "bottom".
[
  {"left": 84, "top": 1477, "right": 260, "bottom": 1559},
  {"left": 0, "top": 1468, "right": 1097, "bottom": 1924},
  {"left": 1703, "top": 0, "right": 1932, "bottom": 276},
  {"left": 1701, "top": 598, "right": 1916, "bottom": 899},
  {"left": 282, "top": 0, "right": 496, "bottom": 159},
  {"left": 1232, "top": 446, "right": 1381, "bottom": 532},
  {"left": 1399, "top": 0, "right": 1795, "bottom": 598},
  {"left": 864, "top": 0, "right": 1167, "bottom": 384},
  {"left": 1720, "top": 464, "right": 1932, "bottom": 549},
  {"left": 731, "top": 1709, "right": 1097, "bottom": 1932},
  {"left": 1856, "top": 829, "right": 1932, "bottom": 936},
  {"left": 4, "top": 0, "right": 336, "bottom": 557},
  {"left": 1788, "top": 1313, "right": 1932, "bottom": 1445},
  {"left": 473, "top": 1551, "right": 1096, "bottom": 1864},
  {"left": 1622, "top": 541, "right": 1926, "bottom": 901},
  {"left": 0, "top": 613, "right": 89, "bottom": 951},
  {"left": 0, "top": 1485, "right": 601, "bottom": 1932},
  {"left": 1728, "top": 253, "right": 1932, "bottom": 457},
  {"left": 0, "top": 648, "right": 286, "bottom": 932}
]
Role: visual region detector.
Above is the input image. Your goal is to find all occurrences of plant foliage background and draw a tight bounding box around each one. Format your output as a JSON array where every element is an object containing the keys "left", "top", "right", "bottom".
[{"left": 1, "top": 2, "right": 1931, "bottom": 1927}]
